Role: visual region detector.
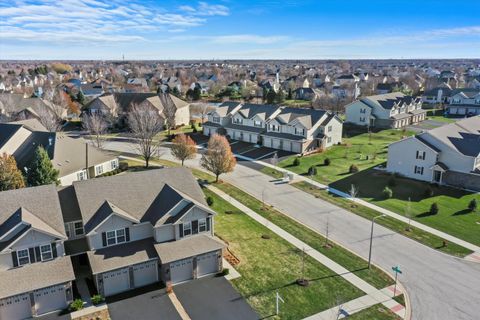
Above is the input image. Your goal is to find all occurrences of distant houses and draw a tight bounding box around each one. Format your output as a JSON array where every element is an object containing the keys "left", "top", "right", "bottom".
[
  {"left": 387, "top": 116, "right": 480, "bottom": 191},
  {"left": 445, "top": 88, "right": 480, "bottom": 116},
  {"left": 203, "top": 102, "right": 343, "bottom": 154},
  {"left": 345, "top": 92, "right": 426, "bottom": 129}
]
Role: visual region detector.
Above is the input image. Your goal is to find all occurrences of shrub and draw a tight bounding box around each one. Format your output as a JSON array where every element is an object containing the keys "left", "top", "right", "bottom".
[
  {"left": 91, "top": 295, "right": 104, "bottom": 305},
  {"left": 293, "top": 157, "right": 300, "bottom": 166},
  {"left": 308, "top": 166, "right": 317, "bottom": 176},
  {"left": 382, "top": 186, "right": 393, "bottom": 199},
  {"left": 119, "top": 162, "right": 128, "bottom": 171},
  {"left": 206, "top": 196, "right": 214, "bottom": 206},
  {"left": 430, "top": 202, "right": 439, "bottom": 215},
  {"left": 69, "top": 299, "right": 84, "bottom": 312},
  {"left": 468, "top": 199, "right": 478, "bottom": 212},
  {"left": 349, "top": 164, "right": 359, "bottom": 173},
  {"left": 424, "top": 187, "right": 435, "bottom": 197},
  {"left": 192, "top": 126, "right": 198, "bottom": 133},
  {"left": 217, "top": 268, "right": 230, "bottom": 276},
  {"left": 324, "top": 158, "right": 331, "bottom": 166}
]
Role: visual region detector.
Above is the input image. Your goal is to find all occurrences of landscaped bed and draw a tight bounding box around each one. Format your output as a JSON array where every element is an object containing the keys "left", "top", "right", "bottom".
[
  {"left": 348, "top": 304, "right": 401, "bottom": 320},
  {"left": 204, "top": 188, "right": 364, "bottom": 319}
]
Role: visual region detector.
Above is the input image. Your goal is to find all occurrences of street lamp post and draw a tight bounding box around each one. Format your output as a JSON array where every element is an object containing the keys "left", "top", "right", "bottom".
[{"left": 368, "top": 214, "right": 385, "bottom": 269}]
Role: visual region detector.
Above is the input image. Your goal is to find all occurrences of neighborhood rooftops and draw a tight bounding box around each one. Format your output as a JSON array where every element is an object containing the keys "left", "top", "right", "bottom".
[
  {"left": 360, "top": 92, "right": 419, "bottom": 110},
  {"left": 272, "top": 107, "right": 327, "bottom": 129}
]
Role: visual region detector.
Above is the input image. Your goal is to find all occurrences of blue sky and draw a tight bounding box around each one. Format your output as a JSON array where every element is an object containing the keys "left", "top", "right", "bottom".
[{"left": 0, "top": 0, "right": 479, "bottom": 59}]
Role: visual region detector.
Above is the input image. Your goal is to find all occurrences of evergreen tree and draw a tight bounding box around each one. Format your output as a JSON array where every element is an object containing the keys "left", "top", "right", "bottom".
[
  {"left": 287, "top": 88, "right": 293, "bottom": 100},
  {"left": 0, "top": 153, "right": 25, "bottom": 191},
  {"left": 172, "top": 86, "right": 180, "bottom": 97},
  {"left": 26, "top": 146, "right": 59, "bottom": 186},
  {"left": 192, "top": 87, "right": 201, "bottom": 101},
  {"left": 266, "top": 89, "right": 276, "bottom": 104},
  {"left": 77, "top": 90, "right": 86, "bottom": 105},
  {"left": 275, "top": 89, "right": 285, "bottom": 104}
]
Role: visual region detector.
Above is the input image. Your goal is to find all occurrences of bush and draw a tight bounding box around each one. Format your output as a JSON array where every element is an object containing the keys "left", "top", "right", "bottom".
[
  {"left": 349, "top": 164, "right": 359, "bottom": 173},
  {"left": 218, "top": 268, "right": 230, "bottom": 276},
  {"left": 69, "top": 299, "right": 84, "bottom": 312},
  {"left": 468, "top": 199, "right": 478, "bottom": 212},
  {"left": 382, "top": 186, "right": 393, "bottom": 199},
  {"left": 206, "top": 196, "right": 214, "bottom": 206},
  {"left": 293, "top": 157, "right": 300, "bottom": 166},
  {"left": 424, "top": 187, "right": 435, "bottom": 197},
  {"left": 91, "top": 295, "right": 104, "bottom": 305},
  {"left": 192, "top": 126, "right": 198, "bottom": 133},
  {"left": 308, "top": 166, "right": 317, "bottom": 176},
  {"left": 119, "top": 161, "right": 129, "bottom": 171},
  {"left": 430, "top": 202, "right": 439, "bottom": 215},
  {"left": 324, "top": 158, "right": 331, "bottom": 166}
]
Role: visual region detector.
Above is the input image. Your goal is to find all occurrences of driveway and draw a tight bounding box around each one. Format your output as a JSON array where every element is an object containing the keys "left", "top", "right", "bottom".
[
  {"left": 174, "top": 277, "right": 258, "bottom": 320},
  {"left": 407, "top": 119, "right": 447, "bottom": 132},
  {"left": 108, "top": 288, "right": 181, "bottom": 320}
]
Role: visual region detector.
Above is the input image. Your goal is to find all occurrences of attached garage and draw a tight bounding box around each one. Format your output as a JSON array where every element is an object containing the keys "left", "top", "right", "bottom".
[
  {"left": 34, "top": 285, "right": 67, "bottom": 316},
  {"left": 133, "top": 260, "right": 158, "bottom": 288},
  {"left": 292, "top": 142, "right": 302, "bottom": 154},
  {"left": 170, "top": 258, "right": 193, "bottom": 284},
  {"left": 282, "top": 141, "right": 292, "bottom": 152},
  {"left": 0, "top": 294, "right": 31, "bottom": 320},
  {"left": 102, "top": 268, "right": 130, "bottom": 297},
  {"left": 263, "top": 137, "right": 272, "bottom": 148},
  {"left": 272, "top": 139, "right": 281, "bottom": 149},
  {"left": 197, "top": 251, "right": 220, "bottom": 277}
]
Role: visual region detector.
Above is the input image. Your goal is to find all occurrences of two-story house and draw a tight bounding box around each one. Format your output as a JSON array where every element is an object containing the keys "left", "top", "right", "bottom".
[
  {"left": 446, "top": 89, "right": 480, "bottom": 116},
  {"left": 0, "top": 119, "right": 119, "bottom": 186},
  {"left": 387, "top": 116, "right": 480, "bottom": 191},
  {"left": 203, "top": 102, "right": 343, "bottom": 154},
  {"left": 0, "top": 185, "right": 75, "bottom": 319},
  {"left": 345, "top": 92, "right": 426, "bottom": 129},
  {"left": 60, "top": 168, "right": 223, "bottom": 297},
  {"left": 263, "top": 108, "right": 343, "bottom": 153}
]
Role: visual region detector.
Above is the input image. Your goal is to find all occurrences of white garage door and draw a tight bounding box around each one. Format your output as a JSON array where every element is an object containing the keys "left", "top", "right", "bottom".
[
  {"left": 133, "top": 260, "right": 158, "bottom": 288},
  {"left": 34, "top": 285, "right": 67, "bottom": 316},
  {"left": 0, "top": 294, "right": 31, "bottom": 320},
  {"left": 292, "top": 142, "right": 302, "bottom": 153},
  {"left": 197, "top": 251, "right": 219, "bottom": 277},
  {"left": 282, "top": 141, "right": 291, "bottom": 152},
  {"left": 170, "top": 258, "right": 193, "bottom": 284},
  {"left": 103, "top": 268, "right": 130, "bottom": 297},
  {"left": 264, "top": 138, "right": 272, "bottom": 148},
  {"left": 272, "top": 139, "right": 281, "bottom": 149}
]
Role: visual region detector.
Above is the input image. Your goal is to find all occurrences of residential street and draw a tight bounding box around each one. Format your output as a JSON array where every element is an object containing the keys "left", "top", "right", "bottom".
[{"left": 102, "top": 140, "right": 480, "bottom": 320}]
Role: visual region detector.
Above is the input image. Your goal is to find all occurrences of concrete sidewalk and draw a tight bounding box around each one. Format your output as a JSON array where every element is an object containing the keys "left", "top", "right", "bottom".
[
  {"left": 207, "top": 185, "right": 407, "bottom": 319},
  {"left": 237, "top": 154, "right": 480, "bottom": 255}
]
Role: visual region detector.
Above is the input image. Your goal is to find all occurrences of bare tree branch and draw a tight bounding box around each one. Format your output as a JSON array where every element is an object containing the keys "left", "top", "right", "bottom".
[{"left": 83, "top": 113, "right": 108, "bottom": 148}]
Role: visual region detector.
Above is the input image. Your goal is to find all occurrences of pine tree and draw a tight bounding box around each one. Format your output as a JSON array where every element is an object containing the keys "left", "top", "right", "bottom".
[
  {"left": 0, "top": 153, "right": 25, "bottom": 191},
  {"left": 77, "top": 90, "right": 86, "bottom": 105},
  {"left": 266, "top": 89, "right": 276, "bottom": 104},
  {"left": 26, "top": 146, "right": 59, "bottom": 186}
]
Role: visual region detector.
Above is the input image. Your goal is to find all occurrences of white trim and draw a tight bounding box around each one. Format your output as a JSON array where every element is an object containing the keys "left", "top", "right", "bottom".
[
  {"left": 40, "top": 244, "right": 53, "bottom": 261},
  {"left": 17, "top": 248, "right": 30, "bottom": 266},
  {"left": 1, "top": 228, "right": 65, "bottom": 253},
  {"left": 0, "top": 222, "right": 25, "bottom": 241},
  {"left": 87, "top": 212, "right": 138, "bottom": 236}
]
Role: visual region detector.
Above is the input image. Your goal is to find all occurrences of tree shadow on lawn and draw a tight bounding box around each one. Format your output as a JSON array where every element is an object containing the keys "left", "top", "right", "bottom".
[
  {"left": 416, "top": 211, "right": 437, "bottom": 218},
  {"left": 452, "top": 209, "right": 471, "bottom": 216}
]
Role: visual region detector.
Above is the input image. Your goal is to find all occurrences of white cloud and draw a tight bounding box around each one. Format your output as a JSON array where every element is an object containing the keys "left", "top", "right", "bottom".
[{"left": 179, "top": 2, "right": 229, "bottom": 16}]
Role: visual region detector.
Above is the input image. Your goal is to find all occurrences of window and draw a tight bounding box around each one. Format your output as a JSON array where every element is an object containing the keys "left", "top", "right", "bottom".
[
  {"left": 106, "top": 229, "right": 126, "bottom": 246},
  {"left": 199, "top": 219, "right": 207, "bottom": 232},
  {"left": 77, "top": 171, "right": 86, "bottom": 181},
  {"left": 213, "top": 116, "right": 220, "bottom": 123},
  {"left": 106, "top": 231, "right": 116, "bottom": 246},
  {"left": 116, "top": 229, "right": 126, "bottom": 243},
  {"left": 111, "top": 160, "right": 118, "bottom": 169},
  {"left": 360, "top": 108, "right": 366, "bottom": 114},
  {"left": 74, "top": 222, "right": 84, "bottom": 236},
  {"left": 360, "top": 117, "right": 366, "bottom": 122},
  {"left": 233, "top": 117, "right": 243, "bottom": 124},
  {"left": 254, "top": 120, "right": 262, "bottom": 127},
  {"left": 96, "top": 165, "right": 104, "bottom": 175},
  {"left": 183, "top": 222, "right": 192, "bottom": 236},
  {"left": 327, "top": 137, "right": 332, "bottom": 143},
  {"left": 414, "top": 166, "right": 424, "bottom": 175},
  {"left": 17, "top": 249, "right": 30, "bottom": 266},
  {"left": 295, "top": 127, "right": 305, "bottom": 135},
  {"left": 40, "top": 244, "right": 53, "bottom": 261},
  {"left": 416, "top": 150, "right": 426, "bottom": 160},
  {"left": 269, "top": 124, "right": 280, "bottom": 132},
  {"left": 328, "top": 125, "right": 332, "bottom": 132}
]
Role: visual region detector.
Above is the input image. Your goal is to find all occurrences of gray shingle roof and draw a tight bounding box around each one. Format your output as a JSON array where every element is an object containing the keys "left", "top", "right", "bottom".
[
  {"left": 154, "top": 235, "right": 224, "bottom": 264},
  {"left": 237, "top": 104, "right": 279, "bottom": 120},
  {"left": 361, "top": 92, "right": 417, "bottom": 110},
  {"left": 0, "top": 256, "right": 75, "bottom": 299},
  {"left": 273, "top": 107, "right": 327, "bottom": 129},
  {"left": 87, "top": 238, "right": 158, "bottom": 274}
]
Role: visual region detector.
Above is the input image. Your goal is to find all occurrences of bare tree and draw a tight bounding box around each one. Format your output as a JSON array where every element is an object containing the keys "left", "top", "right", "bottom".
[
  {"left": 37, "top": 106, "right": 61, "bottom": 132},
  {"left": 159, "top": 93, "right": 177, "bottom": 134},
  {"left": 200, "top": 134, "right": 236, "bottom": 182},
  {"left": 83, "top": 113, "right": 108, "bottom": 148},
  {"left": 170, "top": 133, "right": 197, "bottom": 166},
  {"left": 128, "top": 104, "right": 164, "bottom": 168}
]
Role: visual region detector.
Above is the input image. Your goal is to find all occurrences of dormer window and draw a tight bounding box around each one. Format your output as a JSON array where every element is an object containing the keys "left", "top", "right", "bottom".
[
  {"left": 183, "top": 222, "right": 192, "bottom": 236},
  {"left": 40, "top": 244, "right": 53, "bottom": 261},
  {"left": 105, "top": 229, "right": 126, "bottom": 246},
  {"left": 17, "top": 249, "right": 30, "bottom": 266},
  {"left": 295, "top": 128, "right": 305, "bottom": 135},
  {"left": 213, "top": 116, "right": 220, "bottom": 123},
  {"left": 199, "top": 219, "right": 207, "bottom": 232},
  {"left": 254, "top": 120, "right": 262, "bottom": 127},
  {"left": 233, "top": 118, "right": 243, "bottom": 124}
]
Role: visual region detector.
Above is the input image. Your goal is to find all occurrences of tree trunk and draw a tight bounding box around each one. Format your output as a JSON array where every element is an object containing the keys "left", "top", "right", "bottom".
[
  {"left": 181, "top": 159, "right": 184, "bottom": 166},
  {"left": 215, "top": 174, "right": 219, "bottom": 183},
  {"left": 145, "top": 157, "right": 149, "bottom": 168}
]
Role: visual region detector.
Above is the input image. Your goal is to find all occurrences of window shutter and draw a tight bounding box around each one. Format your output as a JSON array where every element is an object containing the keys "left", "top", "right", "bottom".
[
  {"left": 102, "top": 232, "right": 107, "bottom": 247},
  {"left": 192, "top": 220, "right": 199, "bottom": 234},
  {"left": 52, "top": 243, "right": 57, "bottom": 258},
  {"left": 12, "top": 252, "right": 18, "bottom": 267},
  {"left": 125, "top": 228, "right": 130, "bottom": 242},
  {"left": 179, "top": 224, "right": 184, "bottom": 238},
  {"left": 206, "top": 217, "right": 211, "bottom": 231},
  {"left": 29, "top": 248, "right": 35, "bottom": 263},
  {"left": 35, "top": 246, "right": 41, "bottom": 262},
  {"left": 416, "top": 151, "right": 419, "bottom": 158}
]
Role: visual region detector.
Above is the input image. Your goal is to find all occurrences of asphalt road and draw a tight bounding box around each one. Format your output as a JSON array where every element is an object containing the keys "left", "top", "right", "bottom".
[{"left": 102, "top": 140, "right": 480, "bottom": 320}]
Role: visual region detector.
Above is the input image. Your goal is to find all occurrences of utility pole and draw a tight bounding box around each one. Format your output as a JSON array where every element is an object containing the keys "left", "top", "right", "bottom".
[{"left": 368, "top": 214, "right": 385, "bottom": 268}]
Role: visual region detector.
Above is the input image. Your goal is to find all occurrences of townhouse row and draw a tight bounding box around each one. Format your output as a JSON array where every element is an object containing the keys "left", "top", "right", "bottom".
[
  {"left": 0, "top": 168, "right": 223, "bottom": 320},
  {"left": 203, "top": 102, "right": 343, "bottom": 154}
]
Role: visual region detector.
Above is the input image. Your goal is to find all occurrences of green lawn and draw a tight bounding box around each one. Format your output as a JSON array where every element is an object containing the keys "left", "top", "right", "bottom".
[
  {"left": 210, "top": 182, "right": 394, "bottom": 290},
  {"left": 426, "top": 109, "right": 457, "bottom": 123},
  {"left": 205, "top": 188, "right": 363, "bottom": 319},
  {"left": 330, "top": 169, "right": 480, "bottom": 247},
  {"left": 293, "top": 181, "right": 473, "bottom": 257},
  {"left": 349, "top": 305, "right": 401, "bottom": 320},
  {"left": 274, "top": 128, "right": 414, "bottom": 185},
  {"left": 283, "top": 99, "right": 312, "bottom": 107}
]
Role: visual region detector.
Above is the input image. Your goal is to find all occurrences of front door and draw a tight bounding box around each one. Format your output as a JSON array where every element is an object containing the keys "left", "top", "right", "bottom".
[{"left": 433, "top": 170, "right": 442, "bottom": 183}]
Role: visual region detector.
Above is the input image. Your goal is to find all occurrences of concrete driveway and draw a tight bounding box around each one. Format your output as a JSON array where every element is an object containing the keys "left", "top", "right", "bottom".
[
  {"left": 174, "top": 277, "right": 258, "bottom": 320},
  {"left": 108, "top": 288, "right": 181, "bottom": 320}
]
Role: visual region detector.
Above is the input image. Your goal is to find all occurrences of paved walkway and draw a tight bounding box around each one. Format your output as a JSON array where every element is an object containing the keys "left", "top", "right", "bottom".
[
  {"left": 168, "top": 291, "right": 191, "bottom": 320},
  {"left": 207, "top": 185, "right": 407, "bottom": 319},
  {"left": 237, "top": 154, "right": 480, "bottom": 255}
]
